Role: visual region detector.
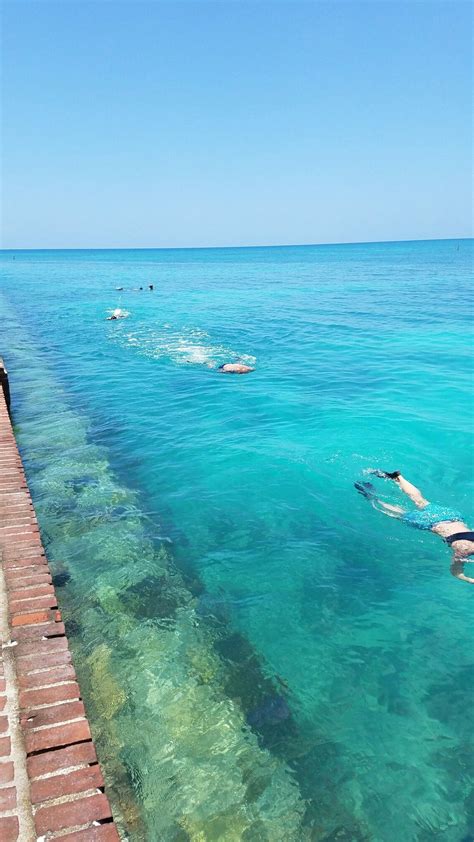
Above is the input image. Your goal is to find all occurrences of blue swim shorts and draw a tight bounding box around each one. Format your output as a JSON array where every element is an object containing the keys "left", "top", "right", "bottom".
[{"left": 402, "top": 503, "right": 463, "bottom": 530}]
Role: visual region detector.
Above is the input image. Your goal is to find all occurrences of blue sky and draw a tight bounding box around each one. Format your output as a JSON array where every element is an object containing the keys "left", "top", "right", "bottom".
[{"left": 2, "top": 1, "right": 472, "bottom": 248}]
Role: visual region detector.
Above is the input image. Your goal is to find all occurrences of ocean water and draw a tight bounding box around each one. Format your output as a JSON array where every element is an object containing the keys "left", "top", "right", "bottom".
[{"left": 0, "top": 239, "right": 473, "bottom": 841}]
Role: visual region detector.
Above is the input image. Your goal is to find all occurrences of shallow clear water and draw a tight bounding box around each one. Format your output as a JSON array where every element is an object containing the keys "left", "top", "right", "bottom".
[{"left": 0, "top": 240, "right": 473, "bottom": 841}]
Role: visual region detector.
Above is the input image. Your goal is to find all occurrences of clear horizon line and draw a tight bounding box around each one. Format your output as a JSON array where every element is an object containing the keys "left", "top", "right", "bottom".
[{"left": 1, "top": 235, "right": 472, "bottom": 252}]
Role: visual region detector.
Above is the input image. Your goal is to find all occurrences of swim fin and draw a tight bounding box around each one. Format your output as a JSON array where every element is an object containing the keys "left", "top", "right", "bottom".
[
  {"left": 354, "top": 481, "right": 377, "bottom": 500},
  {"left": 369, "top": 469, "right": 400, "bottom": 480}
]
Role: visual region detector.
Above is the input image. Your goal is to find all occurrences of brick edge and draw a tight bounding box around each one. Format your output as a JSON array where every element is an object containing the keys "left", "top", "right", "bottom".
[{"left": 0, "top": 386, "right": 120, "bottom": 841}]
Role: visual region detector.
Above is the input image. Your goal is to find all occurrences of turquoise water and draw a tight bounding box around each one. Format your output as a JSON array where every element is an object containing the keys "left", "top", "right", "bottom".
[{"left": 0, "top": 240, "right": 473, "bottom": 841}]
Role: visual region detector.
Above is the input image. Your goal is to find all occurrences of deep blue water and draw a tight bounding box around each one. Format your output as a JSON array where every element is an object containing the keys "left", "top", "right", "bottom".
[{"left": 0, "top": 239, "right": 473, "bottom": 841}]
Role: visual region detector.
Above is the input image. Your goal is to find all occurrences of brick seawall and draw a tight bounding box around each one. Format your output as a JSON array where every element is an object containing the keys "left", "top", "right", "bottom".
[{"left": 0, "top": 367, "right": 119, "bottom": 841}]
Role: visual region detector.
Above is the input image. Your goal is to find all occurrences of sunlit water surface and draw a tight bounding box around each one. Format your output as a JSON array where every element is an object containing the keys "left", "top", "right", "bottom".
[{"left": 0, "top": 240, "right": 473, "bottom": 841}]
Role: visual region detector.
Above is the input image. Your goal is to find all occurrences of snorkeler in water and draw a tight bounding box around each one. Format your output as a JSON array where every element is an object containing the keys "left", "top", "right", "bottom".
[
  {"left": 218, "top": 363, "right": 254, "bottom": 374},
  {"left": 106, "top": 308, "right": 128, "bottom": 320},
  {"left": 355, "top": 470, "right": 474, "bottom": 584}
]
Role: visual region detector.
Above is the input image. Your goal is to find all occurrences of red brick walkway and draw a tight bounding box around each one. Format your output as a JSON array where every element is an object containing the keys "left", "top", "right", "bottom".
[{"left": 0, "top": 372, "right": 120, "bottom": 841}]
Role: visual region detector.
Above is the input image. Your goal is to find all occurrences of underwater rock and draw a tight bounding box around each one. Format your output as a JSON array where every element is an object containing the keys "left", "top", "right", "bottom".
[
  {"left": 215, "top": 632, "right": 279, "bottom": 712},
  {"left": 52, "top": 570, "right": 71, "bottom": 587},
  {"left": 95, "top": 585, "right": 130, "bottom": 623},
  {"left": 183, "top": 574, "right": 205, "bottom": 597},
  {"left": 179, "top": 810, "right": 250, "bottom": 841},
  {"left": 196, "top": 592, "right": 232, "bottom": 623},
  {"left": 214, "top": 630, "right": 298, "bottom": 756},
  {"left": 64, "top": 475, "right": 99, "bottom": 492},
  {"left": 247, "top": 694, "right": 290, "bottom": 728},
  {"left": 321, "top": 826, "right": 370, "bottom": 842},
  {"left": 88, "top": 643, "right": 126, "bottom": 721},
  {"left": 64, "top": 617, "right": 81, "bottom": 637},
  {"left": 187, "top": 645, "right": 220, "bottom": 685},
  {"left": 120, "top": 574, "right": 185, "bottom": 621}
]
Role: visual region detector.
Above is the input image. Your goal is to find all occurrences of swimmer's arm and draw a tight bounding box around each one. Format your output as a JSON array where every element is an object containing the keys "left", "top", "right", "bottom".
[{"left": 450, "top": 561, "right": 474, "bottom": 584}]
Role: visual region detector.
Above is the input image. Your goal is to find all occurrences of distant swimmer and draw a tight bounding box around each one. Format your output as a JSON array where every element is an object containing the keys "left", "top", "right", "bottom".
[
  {"left": 106, "top": 308, "right": 128, "bottom": 321},
  {"left": 149, "top": 284, "right": 154, "bottom": 291},
  {"left": 218, "top": 363, "right": 254, "bottom": 374},
  {"left": 355, "top": 469, "right": 474, "bottom": 584}
]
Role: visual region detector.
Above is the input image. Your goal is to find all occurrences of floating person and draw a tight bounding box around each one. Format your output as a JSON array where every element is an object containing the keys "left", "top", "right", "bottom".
[
  {"left": 218, "top": 362, "right": 254, "bottom": 374},
  {"left": 106, "top": 308, "right": 128, "bottom": 321},
  {"left": 355, "top": 470, "right": 474, "bottom": 584},
  {"left": 149, "top": 284, "right": 154, "bottom": 291},
  {"left": 114, "top": 285, "right": 150, "bottom": 292}
]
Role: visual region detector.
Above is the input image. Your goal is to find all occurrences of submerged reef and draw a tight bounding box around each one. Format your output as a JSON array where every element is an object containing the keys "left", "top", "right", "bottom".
[{"left": 6, "top": 305, "right": 368, "bottom": 842}]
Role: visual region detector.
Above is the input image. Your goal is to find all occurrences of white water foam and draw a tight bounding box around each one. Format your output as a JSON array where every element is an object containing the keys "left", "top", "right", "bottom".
[{"left": 111, "top": 322, "right": 256, "bottom": 368}]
